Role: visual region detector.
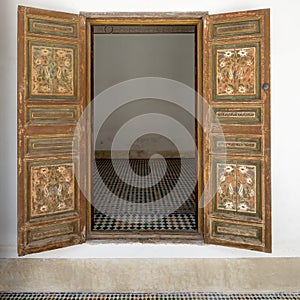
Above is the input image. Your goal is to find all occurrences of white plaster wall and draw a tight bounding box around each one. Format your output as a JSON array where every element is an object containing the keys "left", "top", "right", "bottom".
[
  {"left": 0, "top": 0, "right": 299, "bottom": 258},
  {"left": 93, "top": 33, "right": 195, "bottom": 153}
]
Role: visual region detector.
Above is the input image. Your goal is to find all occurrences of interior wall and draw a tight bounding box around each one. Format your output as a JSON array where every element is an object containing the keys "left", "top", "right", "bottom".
[
  {"left": 0, "top": 0, "right": 300, "bottom": 258},
  {"left": 93, "top": 33, "right": 195, "bottom": 157}
]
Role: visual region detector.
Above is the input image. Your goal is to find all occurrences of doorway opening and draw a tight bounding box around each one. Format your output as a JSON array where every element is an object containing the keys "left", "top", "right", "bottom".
[{"left": 87, "top": 22, "right": 203, "bottom": 240}]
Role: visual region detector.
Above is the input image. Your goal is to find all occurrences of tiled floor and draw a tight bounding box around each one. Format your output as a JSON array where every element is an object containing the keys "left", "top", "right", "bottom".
[
  {"left": 92, "top": 158, "right": 197, "bottom": 232},
  {"left": 93, "top": 211, "right": 196, "bottom": 231},
  {"left": 0, "top": 292, "right": 299, "bottom": 299}
]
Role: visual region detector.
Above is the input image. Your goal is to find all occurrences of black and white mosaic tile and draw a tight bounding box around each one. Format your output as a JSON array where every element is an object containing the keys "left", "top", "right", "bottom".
[
  {"left": 0, "top": 292, "right": 299, "bottom": 299},
  {"left": 92, "top": 158, "right": 197, "bottom": 232}
]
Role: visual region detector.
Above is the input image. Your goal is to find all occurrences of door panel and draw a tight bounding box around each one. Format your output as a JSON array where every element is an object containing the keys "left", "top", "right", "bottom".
[
  {"left": 18, "top": 6, "right": 87, "bottom": 255},
  {"left": 203, "top": 9, "right": 271, "bottom": 252},
  {"left": 212, "top": 157, "right": 262, "bottom": 219}
]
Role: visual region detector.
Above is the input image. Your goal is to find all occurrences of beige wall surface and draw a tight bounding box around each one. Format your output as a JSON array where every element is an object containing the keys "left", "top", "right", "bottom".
[{"left": 1, "top": 258, "right": 300, "bottom": 292}]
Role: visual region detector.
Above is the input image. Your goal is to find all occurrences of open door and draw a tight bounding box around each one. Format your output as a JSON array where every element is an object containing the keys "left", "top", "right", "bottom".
[
  {"left": 203, "top": 9, "right": 271, "bottom": 252},
  {"left": 17, "top": 6, "right": 87, "bottom": 255},
  {"left": 17, "top": 6, "right": 270, "bottom": 255}
]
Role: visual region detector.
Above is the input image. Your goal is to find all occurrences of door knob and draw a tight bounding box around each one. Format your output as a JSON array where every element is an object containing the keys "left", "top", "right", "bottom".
[{"left": 262, "top": 83, "right": 269, "bottom": 90}]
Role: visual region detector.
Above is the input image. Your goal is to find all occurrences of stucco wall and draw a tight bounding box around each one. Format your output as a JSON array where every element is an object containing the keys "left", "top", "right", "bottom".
[{"left": 93, "top": 33, "right": 195, "bottom": 155}]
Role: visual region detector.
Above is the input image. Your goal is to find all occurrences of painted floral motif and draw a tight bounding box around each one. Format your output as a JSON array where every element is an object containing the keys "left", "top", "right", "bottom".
[
  {"left": 236, "top": 165, "right": 256, "bottom": 213},
  {"left": 217, "top": 47, "right": 256, "bottom": 96},
  {"left": 216, "top": 163, "right": 256, "bottom": 214},
  {"left": 216, "top": 163, "right": 237, "bottom": 211},
  {"left": 31, "top": 45, "right": 74, "bottom": 96},
  {"left": 30, "top": 164, "right": 75, "bottom": 217}
]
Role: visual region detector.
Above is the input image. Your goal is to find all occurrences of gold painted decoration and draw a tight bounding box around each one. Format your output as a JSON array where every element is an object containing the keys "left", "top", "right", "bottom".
[
  {"left": 217, "top": 47, "right": 256, "bottom": 96},
  {"left": 28, "top": 18, "right": 77, "bottom": 37},
  {"left": 212, "top": 107, "right": 261, "bottom": 124},
  {"left": 26, "top": 136, "right": 77, "bottom": 156},
  {"left": 216, "top": 163, "right": 257, "bottom": 214},
  {"left": 28, "top": 222, "right": 76, "bottom": 242},
  {"left": 30, "top": 164, "right": 75, "bottom": 217},
  {"left": 27, "top": 107, "right": 78, "bottom": 124},
  {"left": 211, "top": 220, "right": 263, "bottom": 245},
  {"left": 236, "top": 165, "right": 256, "bottom": 213},
  {"left": 216, "top": 163, "right": 237, "bottom": 211},
  {"left": 211, "top": 135, "right": 262, "bottom": 154},
  {"left": 212, "top": 20, "right": 260, "bottom": 38},
  {"left": 30, "top": 44, "right": 75, "bottom": 97}
]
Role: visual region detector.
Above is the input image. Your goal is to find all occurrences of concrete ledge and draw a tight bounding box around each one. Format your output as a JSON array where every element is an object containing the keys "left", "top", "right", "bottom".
[{"left": 0, "top": 258, "right": 300, "bottom": 292}]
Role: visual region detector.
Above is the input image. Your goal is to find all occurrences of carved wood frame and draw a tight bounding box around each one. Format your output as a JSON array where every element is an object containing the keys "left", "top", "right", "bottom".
[{"left": 84, "top": 14, "right": 205, "bottom": 242}]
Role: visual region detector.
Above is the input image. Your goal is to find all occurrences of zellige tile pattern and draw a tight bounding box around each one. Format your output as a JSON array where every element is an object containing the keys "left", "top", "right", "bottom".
[
  {"left": 92, "top": 158, "right": 197, "bottom": 232},
  {"left": 0, "top": 292, "right": 299, "bottom": 299}
]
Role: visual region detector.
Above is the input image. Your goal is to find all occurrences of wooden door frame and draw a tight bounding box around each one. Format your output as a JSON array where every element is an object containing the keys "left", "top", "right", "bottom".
[{"left": 83, "top": 13, "right": 205, "bottom": 242}]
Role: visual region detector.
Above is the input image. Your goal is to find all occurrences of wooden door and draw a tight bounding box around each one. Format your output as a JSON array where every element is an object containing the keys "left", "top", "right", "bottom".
[
  {"left": 203, "top": 9, "right": 271, "bottom": 252},
  {"left": 17, "top": 6, "right": 87, "bottom": 255},
  {"left": 17, "top": 6, "right": 271, "bottom": 254}
]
